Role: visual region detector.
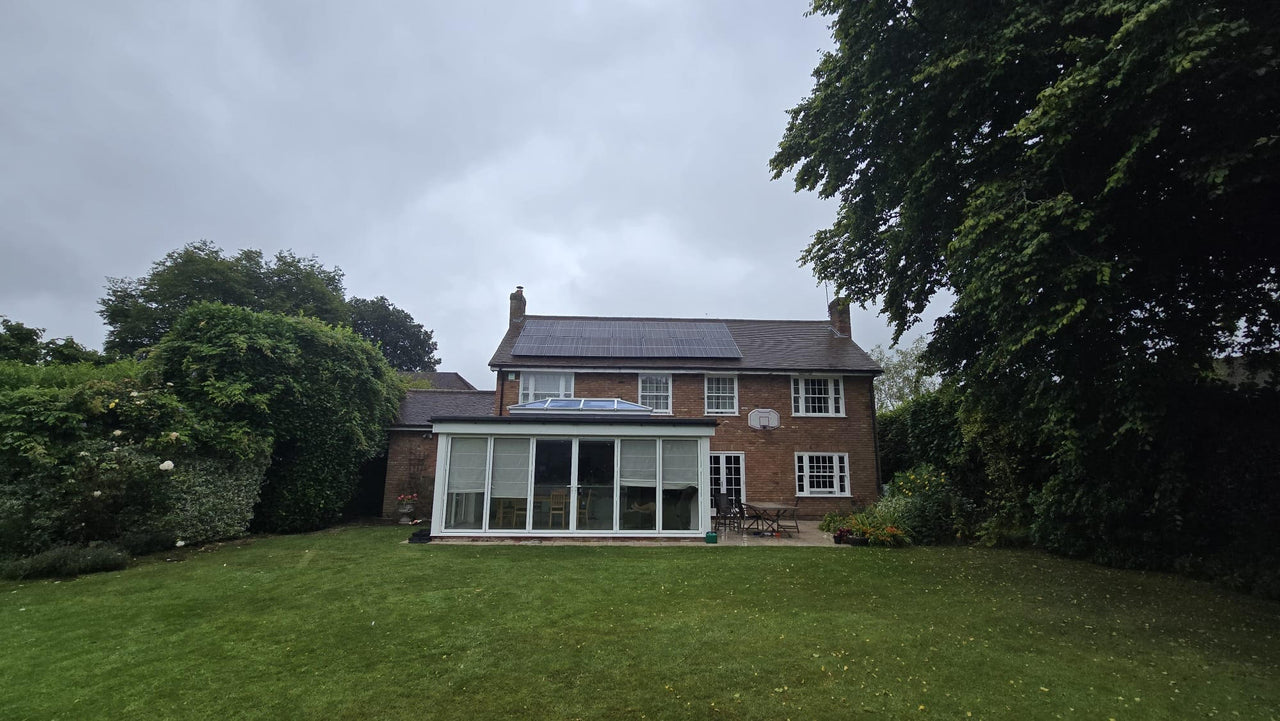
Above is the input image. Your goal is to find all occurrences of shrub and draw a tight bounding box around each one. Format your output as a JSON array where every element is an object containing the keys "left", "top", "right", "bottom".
[
  {"left": 818, "top": 511, "right": 848, "bottom": 534},
  {"left": 887, "top": 464, "right": 977, "bottom": 545},
  {"left": 0, "top": 544, "right": 129, "bottom": 580},
  {"left": 848, "top": 499, "right": 911, "bottom": 547},
  {"left": 151, "top": 304, "right": 403, "bottom": 533}
]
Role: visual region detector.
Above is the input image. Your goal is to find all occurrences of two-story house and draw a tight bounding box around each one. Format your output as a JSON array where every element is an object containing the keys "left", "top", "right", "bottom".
[{"left": 391, "top": 286, "right": 881, "bottom": 539}]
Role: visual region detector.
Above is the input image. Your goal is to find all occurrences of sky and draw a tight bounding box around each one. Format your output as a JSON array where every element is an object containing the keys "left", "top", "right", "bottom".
[{"left": 1, "top": 0, "right": 941, "bottom": 387}]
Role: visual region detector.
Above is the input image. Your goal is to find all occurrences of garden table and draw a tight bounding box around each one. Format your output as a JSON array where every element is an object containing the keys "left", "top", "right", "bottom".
[{"left": 742, "top": 502, "right": 800, "bottom": 537}]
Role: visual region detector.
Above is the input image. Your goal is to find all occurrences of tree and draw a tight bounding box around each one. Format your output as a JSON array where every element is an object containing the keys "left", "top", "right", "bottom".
[
  {"left": 0, "top": 318, "right": 105, "bottom": 365},
  {"left": 0, "top": 319, "right": 43, "bottom": 364},
  {"left": 150, "top": 303, "right": 403, "bottom": 533},
  {"left": 868, "top": 336, "right": 937, "bottom": 413},
  {"left": 99, "top": 241, "right": 350, "bottom": 355},
  {"left": 772, "top": 1, "right": 1280, "bottom": 573},
  {"left": 349, "top": 296, "right": 440, "bottom": 372}
]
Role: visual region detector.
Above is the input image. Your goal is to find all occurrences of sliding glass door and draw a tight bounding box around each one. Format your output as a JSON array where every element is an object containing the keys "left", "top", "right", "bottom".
[{"left": 576, "top": 440, "right": 615, "bottom": 531}]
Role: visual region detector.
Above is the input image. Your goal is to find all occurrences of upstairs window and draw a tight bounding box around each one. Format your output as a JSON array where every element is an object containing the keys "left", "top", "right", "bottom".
[
  {"left": 704, "top": 376, "right": 738, "bottom": 415},
  {"left": 791, "top": 376, "right": 844, "bottom": 416},
  {"left": 639, "top": 374, "right": 672, "bottom": 414},
  {"left": 795, "top": 453, "right": 849, "bottom": 496},
  {"left": 519, "top": 372, "right": 574, "bottom": 403}
]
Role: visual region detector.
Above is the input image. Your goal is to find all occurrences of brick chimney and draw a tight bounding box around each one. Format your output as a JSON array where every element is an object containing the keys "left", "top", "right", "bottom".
[
  {"left": 509, "top": 286, "right": 526, "bottom": 328},
  {"left": 828, "top": 298, "right": 851, "bottom": 337}
]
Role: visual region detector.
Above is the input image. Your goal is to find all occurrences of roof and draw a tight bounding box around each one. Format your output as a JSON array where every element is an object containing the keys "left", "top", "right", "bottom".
[
  {"left": 489, "top": 315, "right": 881, "bottom": 374},
  {"left": 430, "top": 414, "right": 718, "bottom": 427},
  {"left": 508, "top": 397, "right": 654, "bottom": 414},
  {"left": 399, "top": 371, "right": 478, "bottom": 390},
  {"left": 392, "top": 389, "right": 495, "bottom": 427}
]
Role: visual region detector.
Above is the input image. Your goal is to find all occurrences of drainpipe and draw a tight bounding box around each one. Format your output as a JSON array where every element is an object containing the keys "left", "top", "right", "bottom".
[{"left": 869, "top": 376, "right": 882, "bottom": 498}]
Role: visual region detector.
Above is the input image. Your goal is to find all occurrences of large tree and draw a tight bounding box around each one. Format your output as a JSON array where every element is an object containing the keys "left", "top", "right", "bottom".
[
  {"left": 99, "top": 242, "right": 441, "bottom": 371},
  {"left": 99, "top": 241, "right": 350, "bottom": 355},
  {"left": 349, "top": 296, "right": 440, "bottom": 372},
  {"left": 772, "top": 1, "right": 1280, "bottom": 566}
]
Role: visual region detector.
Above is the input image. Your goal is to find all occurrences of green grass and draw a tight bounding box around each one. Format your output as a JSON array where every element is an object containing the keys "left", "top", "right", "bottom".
[{"left": 2, "top": 527, "right": 1277, "bottom": 720}]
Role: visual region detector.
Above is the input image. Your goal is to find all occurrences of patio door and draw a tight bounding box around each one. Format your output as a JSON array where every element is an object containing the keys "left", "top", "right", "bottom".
[{"left": 709, "top": 452, "right": 744, "bottom": 504}]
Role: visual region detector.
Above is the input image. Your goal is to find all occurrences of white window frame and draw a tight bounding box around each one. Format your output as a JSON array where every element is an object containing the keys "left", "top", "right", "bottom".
[
  {"left": 790, "top": 375, "right": 845, "bottom": 417},
  {"left": 709, "top": 452, "right": 746, "bottom": 504},
  {"left": 795, "top": 452, "right": 850, "bottom": 497},
  {"left": 703, "top": 375, "right": 738, "bottom": 416},
  {"left": 519, "top": 372, "right": 574, "bottom": 403},
  {"left": 638, "top": 373, "right": 672, "bottom": 415}
]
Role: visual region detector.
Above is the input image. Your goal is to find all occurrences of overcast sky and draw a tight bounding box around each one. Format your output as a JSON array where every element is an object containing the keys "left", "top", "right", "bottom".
[{"left": 1, "top": 0, "right": 939, "bottom": 386}]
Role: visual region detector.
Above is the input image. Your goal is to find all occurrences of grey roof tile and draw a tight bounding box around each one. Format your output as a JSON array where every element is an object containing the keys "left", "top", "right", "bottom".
[
  {"left": 398, "top": 371, "right": 478, "bottom": 390},
  {"left": 394, "top": 390, "right": 495, "bottom": 427},
  {"left": 488, "top": 315, "right": 881, "bottom": 373}
]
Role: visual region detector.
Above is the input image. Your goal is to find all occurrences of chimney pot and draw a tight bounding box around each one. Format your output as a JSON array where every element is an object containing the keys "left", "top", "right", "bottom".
[
  {"left": 509, "top": 286, "right": 527, "bottom": 328},
  {"left": 828, "top": 298, "right": 851, "bottom": 337}
]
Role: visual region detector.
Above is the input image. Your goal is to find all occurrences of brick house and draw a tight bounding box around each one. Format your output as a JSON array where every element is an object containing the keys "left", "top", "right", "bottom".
[{"left": 387, "top": 286, "right": 882, "bottom": 539}]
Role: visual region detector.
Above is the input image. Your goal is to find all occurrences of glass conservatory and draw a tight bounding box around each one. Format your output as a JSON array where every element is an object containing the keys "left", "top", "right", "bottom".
[{"left": 429, "top": 411, "right": 716, "bottom": 537}]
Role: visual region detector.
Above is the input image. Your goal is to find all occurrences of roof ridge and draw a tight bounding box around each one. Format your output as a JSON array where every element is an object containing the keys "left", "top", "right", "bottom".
[{"left": 523, "top": 314, "right": 834, "bottom": 325}]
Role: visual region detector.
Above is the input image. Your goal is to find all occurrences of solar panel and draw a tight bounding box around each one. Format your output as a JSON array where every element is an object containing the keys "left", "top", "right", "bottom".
[{"left": 511, "top": 319, "right": 743, "bottom": 358}]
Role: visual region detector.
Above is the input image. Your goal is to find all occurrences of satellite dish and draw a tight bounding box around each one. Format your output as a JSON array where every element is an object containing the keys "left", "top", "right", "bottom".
[{"left": 747, "top": 408, "right": 780, "bottom": 431}]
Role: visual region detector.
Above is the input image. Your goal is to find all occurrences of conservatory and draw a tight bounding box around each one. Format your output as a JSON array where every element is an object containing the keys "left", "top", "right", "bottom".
[{"left": 429, "top": 406, "right": 717, "bottom": 538}]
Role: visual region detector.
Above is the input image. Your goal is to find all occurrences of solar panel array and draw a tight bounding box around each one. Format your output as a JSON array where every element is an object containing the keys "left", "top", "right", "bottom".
[{"left": 511, "top": 319, "right": 743, "bottom": 358}]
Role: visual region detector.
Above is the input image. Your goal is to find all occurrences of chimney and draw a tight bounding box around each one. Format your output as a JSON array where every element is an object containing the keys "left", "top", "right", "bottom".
[
  {"left": 828, "top": 298, "right": 851, "bottom": 337},
  {"left": 509, "top": 286, "right": 526, "bottom": 328}
]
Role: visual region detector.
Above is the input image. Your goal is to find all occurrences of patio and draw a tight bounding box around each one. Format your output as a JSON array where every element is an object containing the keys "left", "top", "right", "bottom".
[{"left": 426, "top": 520, "right": 832, "bottom": 547}]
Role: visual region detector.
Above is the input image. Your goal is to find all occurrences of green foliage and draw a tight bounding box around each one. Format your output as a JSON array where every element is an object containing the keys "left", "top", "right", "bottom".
[
  {"left": 868, "top": 337, "right": 937, "bottom": 412},
  {"left": 775, "top": 0, "right": 1280, "bottom": 593},
  {"left": 886, "top": 464, "right": 977, "bottom": 545},
  {"left": 0, "top": 544, "right": 129, "bottom": 580},
  {"left": 817, "top": 511, "right": 847, "bottom": 534},
  {"left": 151, "top": 303, "right": 403, "bottom": 533},
  {"left": 349, "top": 296, "right": 440, "bottom": 372},
  {"left": 848, "top": 499, "right": 911, "bottom": 547},
  {"left": 0, "top": 363, "right": 267, "bottom": 556},
  {"left": 0, "top": 318, "right": 42, "bottom": 364},
  {"left": 99, "top": 241, "right": 351, "bottom": 355}
]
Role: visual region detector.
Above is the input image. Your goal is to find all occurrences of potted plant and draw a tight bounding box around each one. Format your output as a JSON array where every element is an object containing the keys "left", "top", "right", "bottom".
[{"left": 396, "top": 493, "right": 419, "bottom": 525}]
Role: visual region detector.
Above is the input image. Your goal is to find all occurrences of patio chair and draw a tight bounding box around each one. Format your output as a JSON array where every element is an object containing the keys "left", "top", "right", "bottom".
[{"left": 713, "top": 493, "right": 739, "bottom": 533}]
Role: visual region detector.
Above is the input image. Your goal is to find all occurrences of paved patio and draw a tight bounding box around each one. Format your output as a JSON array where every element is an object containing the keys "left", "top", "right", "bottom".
[{"left": 425, "top": 520, "right": 834, "bottom": 547}]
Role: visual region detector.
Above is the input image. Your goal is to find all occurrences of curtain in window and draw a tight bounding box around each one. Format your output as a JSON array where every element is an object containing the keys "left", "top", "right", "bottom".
[
  {"left": 490, "top": 438, "right": 530, "bottom": 498},
  {"left": 620, "top": 439, "right": 657, "bottom": 486},
  {"left": 447, "top": 437, "right": 488, "bottom": 493},
  {"left": 661, "top": 440, "right": 699, "bottom": 489}
]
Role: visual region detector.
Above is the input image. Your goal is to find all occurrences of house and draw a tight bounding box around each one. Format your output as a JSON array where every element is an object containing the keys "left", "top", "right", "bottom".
[
  {"left": 381, "top": 386, "right": 495, "bottom": 519},
  {"left": 385, "top": 286, "right": 882, "bottom": 539}
]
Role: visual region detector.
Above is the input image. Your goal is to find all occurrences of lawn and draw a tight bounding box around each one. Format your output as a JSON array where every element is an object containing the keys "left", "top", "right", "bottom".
[{"left": 2, "top": 526, "right": 1277, "bottom": 720}]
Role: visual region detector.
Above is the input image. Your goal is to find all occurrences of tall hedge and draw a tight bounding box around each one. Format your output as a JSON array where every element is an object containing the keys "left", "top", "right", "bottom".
[
  {"left": 0, "top": 363, "right": 267, "bottom": 556},
  {"left": 150, "top": 303, "right": 403, "bottom": 532}
]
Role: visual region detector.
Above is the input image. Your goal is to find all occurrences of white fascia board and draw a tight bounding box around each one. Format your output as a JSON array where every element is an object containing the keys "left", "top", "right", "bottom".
[
  {"left": 493, "top": 366, "right": 874, "bottom": 376},
  {"left": 430, "top": 420, "right": 716, "bottom": 438}
]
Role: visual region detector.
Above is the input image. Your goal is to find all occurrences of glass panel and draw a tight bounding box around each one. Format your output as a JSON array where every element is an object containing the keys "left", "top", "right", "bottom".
[
  {"left": 620, "top": 440, "right": 657, "bottom": 531},
  {"left": 532, "top": 439, "right": 572, "bottom": 530},
  {"left": 576, "top": 440, "right": 615, "bottom": 531},
  {"left": 488, "top": 438, "right": 530, "bottom": 530},
  {"left": 705, "top": 377, "right": 736, "bottom": 413},
  {"left": 661, "top": 440, "right": 699, "bottom": 530},
  {"left": 803, "top": 378, "right": 831, "bottom": 414},
  {"left": 524, "top": 372, "right": 573, "bottom": 402},
  {"left": 640, "top": 374, "right": 670, "bottom": 412},
  {"left": 445, "top": 437, "right": 487, "bottom": 529}
]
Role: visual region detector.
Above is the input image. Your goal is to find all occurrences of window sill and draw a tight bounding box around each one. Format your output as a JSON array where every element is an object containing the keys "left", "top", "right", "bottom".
[{"left": 790, "top": 413, "right": 847, "bottom": 419}]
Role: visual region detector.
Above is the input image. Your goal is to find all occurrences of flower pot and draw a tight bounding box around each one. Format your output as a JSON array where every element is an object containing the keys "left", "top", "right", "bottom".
[{"left": 397, "top": 504, "right": 415, "bottom": 525}]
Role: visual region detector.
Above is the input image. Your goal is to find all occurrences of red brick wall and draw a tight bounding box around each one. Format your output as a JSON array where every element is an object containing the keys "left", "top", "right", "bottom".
[
  {"left": 499, "top": 370, "right": 879, "bottom": 518},
  {"left": 382, "top": 431, "right": 438, "bottom": 519}
]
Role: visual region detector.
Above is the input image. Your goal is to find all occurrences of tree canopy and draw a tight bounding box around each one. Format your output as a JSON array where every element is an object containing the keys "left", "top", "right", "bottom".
[
  {"left": 349, "top": 296, "right": 439, "bottom": 373},
  {"left": 99, "top": 241, "right": 350, "bottom": 355},
  {"left": 868, "top": 337, "right": 938, "bottom": 413},
  {"left": 98, "top": 241, "right": 441, "bottom": 371},
  {"left": 773, "top": 1, "right": 1280, "bottom": 573}
]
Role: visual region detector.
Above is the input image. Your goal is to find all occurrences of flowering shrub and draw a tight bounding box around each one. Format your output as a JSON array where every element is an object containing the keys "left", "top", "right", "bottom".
[
  {"left": 396, "top": 493, "right": 419, "bottom": 505},
  {"left": 886, "top": 464, "right": 977, "bottom": 545},
  {"left": 847, "top": 499, "right": 911, "bottom": 547}
]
